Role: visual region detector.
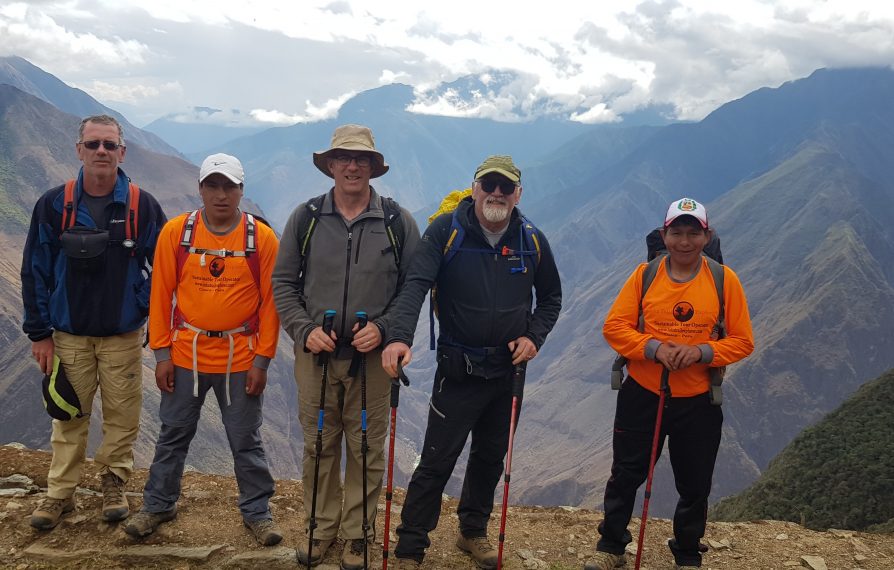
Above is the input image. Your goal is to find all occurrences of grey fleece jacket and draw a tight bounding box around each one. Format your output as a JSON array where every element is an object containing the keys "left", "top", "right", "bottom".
[{"left": 272, "top": 187, "right": 420, "bottom": 358}]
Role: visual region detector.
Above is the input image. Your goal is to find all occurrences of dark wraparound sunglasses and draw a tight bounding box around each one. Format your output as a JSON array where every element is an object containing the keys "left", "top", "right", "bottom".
[
  {"left": 79, "top": 140, "right": 123, "bottom": 151},
  {"left": 480, "top": 178, "right": 518, "bottom": 195}
]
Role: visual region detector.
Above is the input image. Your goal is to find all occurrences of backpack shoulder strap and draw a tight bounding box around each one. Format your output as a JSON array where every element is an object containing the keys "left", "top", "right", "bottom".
[
  {"left": 704, "top": 255, "right": 725, "bottom": 336},
  {"left": 125, "top": 182, "right": 140, "bottom": 247},
  {"left": 299, "top": 194, "right": 326, "bottom": 256},
  {"left": 176, "top": 210, "right": 200, "bottom": 282},
  {"left": 380, "top": 196, "right": 404, "bottom": 267},
  {"left": 519, "top": 214, "right": 542, "bottom": 264},
  {"left": 62, "top": 179, "right": 77, "bottom": 231},
  {"left": 442, "top": 208, "right": 465, "bottom": 266},
  {"left": 637, "top": 255, "right": 664, "bottom": 332},
  {"left": 244, "top": 212, "right": 261, "bottom": 290}
]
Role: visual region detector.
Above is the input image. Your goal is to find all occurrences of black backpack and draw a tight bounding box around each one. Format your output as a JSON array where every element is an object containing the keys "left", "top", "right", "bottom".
[{"left": 610, "top": 228, "right": 727, "bottom": 405}]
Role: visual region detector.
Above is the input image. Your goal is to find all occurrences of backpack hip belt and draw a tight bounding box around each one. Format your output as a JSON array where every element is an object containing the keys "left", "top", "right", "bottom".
[{"left": 174, "top": 320, "right": 256, "bottom": 406}]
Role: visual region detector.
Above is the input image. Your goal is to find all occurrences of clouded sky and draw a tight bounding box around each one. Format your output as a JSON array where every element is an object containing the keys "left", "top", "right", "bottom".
[{"left": 1, "top": 1, "right": 892, "bottom": 127}]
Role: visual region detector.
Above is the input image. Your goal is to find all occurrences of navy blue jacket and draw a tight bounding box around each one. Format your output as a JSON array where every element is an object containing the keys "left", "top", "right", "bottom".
[
  {"left": 21, "top": 167, "right": 167, "bottom": 340},
  {"left": 387, "top": 197, "right": 562, "bottom": 351}
]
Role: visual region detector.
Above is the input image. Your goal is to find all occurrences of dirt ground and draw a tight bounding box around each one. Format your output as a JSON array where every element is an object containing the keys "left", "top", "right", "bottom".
[{"left": 1, "top": 444, "right": 892, "bottom": 569}]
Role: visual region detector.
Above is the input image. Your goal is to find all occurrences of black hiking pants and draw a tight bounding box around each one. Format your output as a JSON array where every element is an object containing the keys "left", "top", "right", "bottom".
[
  {"left": 394, "top": 364, "right": 513, "bottom": 561},
  {"left": 597, "top": 377, "right": 722, "bottom": 568}
]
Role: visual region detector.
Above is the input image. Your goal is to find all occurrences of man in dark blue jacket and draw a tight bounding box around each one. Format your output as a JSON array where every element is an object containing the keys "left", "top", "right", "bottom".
[
  {"left": 21, "top": 114, "right": 166, "bottom": 530},
  {"left": 382, "top": 155, "right": 562, "bottom": 569}
]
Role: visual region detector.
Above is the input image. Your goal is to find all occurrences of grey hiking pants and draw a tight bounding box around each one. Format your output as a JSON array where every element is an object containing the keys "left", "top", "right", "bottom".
[{"left": 141, "top": 366, "right": 275, "bottom": 522}]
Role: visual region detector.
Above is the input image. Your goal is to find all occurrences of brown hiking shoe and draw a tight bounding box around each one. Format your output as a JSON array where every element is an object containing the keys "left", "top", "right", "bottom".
[
  {"left": 340, "top": 538, "right": 368, "bottom": 570},
  {"left": 394, "top": 558, "right": 423, "bottom": 569},
  {"left": 244, "top": 518, "right": 284, "bottom": 546},
  {"left": 584, "top": 551, "right": 627, "bottom": 569},
  {"left": 30, "top": 496, "right": 76, "bottom": 530},
  {"left": 123, "top": 508, "right": 178, "bottom": 538},
  {"left": 100, "top": 472, "right": 129, "bottom": 522},
  {"left": 456, "top": 534, "right": 498, "bottom": 569},
  {"left": 296, "top": 537, "right": 335, "bottom": 566}
]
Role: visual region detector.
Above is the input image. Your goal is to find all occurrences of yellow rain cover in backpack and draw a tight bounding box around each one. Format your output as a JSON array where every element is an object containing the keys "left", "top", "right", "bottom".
[{"left": 428, "top": 188, "right": 472, "bottom": 224}]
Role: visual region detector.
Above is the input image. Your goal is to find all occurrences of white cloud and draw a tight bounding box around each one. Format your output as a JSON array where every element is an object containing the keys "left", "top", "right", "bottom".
[
  {"left": 0, "top": 3, "right": 149, "bottom": 72},
  {"left": 77, "top": 79, "right": 182, "bottom": 105},
  {"left": 3, "top": 1, "right": 894, "bottom": 124}
]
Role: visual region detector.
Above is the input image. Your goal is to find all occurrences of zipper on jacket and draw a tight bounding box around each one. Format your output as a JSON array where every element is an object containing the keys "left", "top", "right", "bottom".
[
  {"left": 354, "top": 224, "right": 365, "bottom": 264},
  {"left": 339, "top": 230, "right": 353, "bottom": 337}
]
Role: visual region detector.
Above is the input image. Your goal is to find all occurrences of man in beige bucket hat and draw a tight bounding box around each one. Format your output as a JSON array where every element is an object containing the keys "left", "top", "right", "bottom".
[{"left": 273, "top": 124, "right": 420, "bottom": 568}]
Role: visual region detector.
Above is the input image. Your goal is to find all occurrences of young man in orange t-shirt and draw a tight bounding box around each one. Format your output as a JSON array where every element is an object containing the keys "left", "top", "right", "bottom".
[
  {"left": 124, "top": 154, "right": 282, "bottom": 546},
  {"left": 586, "top": 198, "right": 754, "bottom": 570}
]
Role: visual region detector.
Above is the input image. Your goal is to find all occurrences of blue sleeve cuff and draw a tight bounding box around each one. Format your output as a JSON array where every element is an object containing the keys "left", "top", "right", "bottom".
[{"left": 252, "top": 355, "right": 271, "bottom": 370}]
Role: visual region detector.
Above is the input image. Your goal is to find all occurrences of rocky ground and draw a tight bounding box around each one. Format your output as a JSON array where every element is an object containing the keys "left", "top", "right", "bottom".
[{"left": 1, "top": 443, "right": 892, "bottom": 569}]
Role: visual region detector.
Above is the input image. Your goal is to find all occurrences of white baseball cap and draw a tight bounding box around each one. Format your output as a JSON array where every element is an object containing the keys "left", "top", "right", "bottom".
[
  {"left": 199, "top": 153, "right": 244, "bottom": 184},
  {"left": 664, "top": 197, "right": 708, "bottom": 229}
]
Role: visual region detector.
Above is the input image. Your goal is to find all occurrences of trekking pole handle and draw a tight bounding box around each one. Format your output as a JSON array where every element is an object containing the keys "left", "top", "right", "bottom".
[
  {"left": 355, "top": 311, "right": 368, "bottom": 329},
  {"left": 322, "top": 309, "right": 336, "bottom": 335},
  {"left": 317, "top": 310, "right": 336, "bottom": 366},
  {"left": 660, "top": 365, "right": 671, "bottom": 402},
  {"left": 396, "top": 357, "right": 410, "bottom": 387},
  {"left": 512, "top": 363, "right": 526, "bottom": 398}
]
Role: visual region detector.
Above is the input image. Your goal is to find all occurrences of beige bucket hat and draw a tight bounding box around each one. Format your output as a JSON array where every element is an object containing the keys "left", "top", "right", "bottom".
[{"left": 313, "top": 124, "right": 389, "bottom": 179}]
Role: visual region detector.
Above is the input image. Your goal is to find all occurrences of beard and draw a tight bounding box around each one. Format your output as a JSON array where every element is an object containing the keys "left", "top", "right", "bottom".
[{"left": 482, "top": 199, "right": 511, "bottom": 223}]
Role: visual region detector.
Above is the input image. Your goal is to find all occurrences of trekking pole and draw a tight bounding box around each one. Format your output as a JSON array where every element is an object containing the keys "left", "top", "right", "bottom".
[
  {"left": 306, "top": 309, "right": 336, "bottom": 570},
  {"left": 634, "top": 366, "right": 671, "bottom": 570},
  {"left": 382, "top": 357, "right": 410, "bottom": 570},
  {"left": 356, "top": 311, "right": 371, "bottom": 570},
  {"left": 496, "top": 363, "right": 526, "bottom": 570}
]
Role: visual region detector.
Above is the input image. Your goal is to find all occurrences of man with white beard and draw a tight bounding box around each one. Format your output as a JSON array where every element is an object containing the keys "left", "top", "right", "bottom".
[{"left": 381, "top": 156, "right": 562, "bottom": 569}]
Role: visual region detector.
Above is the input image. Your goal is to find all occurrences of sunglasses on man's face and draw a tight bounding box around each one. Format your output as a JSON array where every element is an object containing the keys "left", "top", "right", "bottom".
[
  {"left": 80, "top": 140, "right": 123, "bottom": 151},
  {"left": 480, "top": 178, "right": 518, "bottom": 195}
]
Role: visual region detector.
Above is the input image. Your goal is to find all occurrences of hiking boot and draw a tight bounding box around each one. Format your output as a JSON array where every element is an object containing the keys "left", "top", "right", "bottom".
[
  {"left": 674, "top": 566, "right": 700, "bottom": 569},
  {"left": 244, "top": 518, "right": 283, "bottom": 546},
  {"left": 393, "top": 558, "right": 423, "bottom": 569},
  {"left": 30, "top": 496, "right": 76, "bottom": 530},
  {"left": 100, "top": 472, "right": 129, "bottom": 522},
  {"left": 341, "top": 538, "right": 368, "bottom": 570},
  {"left": 123, "top": 508, "right": 178, "bottom": 538},
  {"left": 296, "top": 537, "right": 335, "bottom": 566},
  {"left": 583, "top": 551, "right": 627, "bottom": 570},
  {"left": 456, "top": 534, "right": 498, "bottom": 569}
]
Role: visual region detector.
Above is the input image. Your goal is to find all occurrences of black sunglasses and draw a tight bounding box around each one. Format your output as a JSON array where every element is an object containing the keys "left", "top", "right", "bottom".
[
  {"left": 480, "top": 178, "right": 517, "bottom": 195},
  {"left": 80, "top": 140, "right": 123, "bottom": 151}
]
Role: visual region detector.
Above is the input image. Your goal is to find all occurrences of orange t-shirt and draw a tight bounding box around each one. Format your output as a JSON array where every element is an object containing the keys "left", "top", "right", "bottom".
[
  {"left": 149, "top": 211, "right": 280, "bottom": 373},
  {"left": 603, "top": 257, "right": 754, "bottom": 397}
]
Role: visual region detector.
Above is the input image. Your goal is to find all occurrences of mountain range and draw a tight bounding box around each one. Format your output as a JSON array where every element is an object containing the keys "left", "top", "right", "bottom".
[{"left": 1, "top": 58, "right": 894, "bottom": 521}]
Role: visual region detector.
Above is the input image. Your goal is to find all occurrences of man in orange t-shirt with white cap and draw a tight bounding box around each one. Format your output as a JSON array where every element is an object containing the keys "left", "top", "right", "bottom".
[
  {"left": 124, "top": 153, "right": 282, "bottom": 546},
  {"left": 587, "top": 197, "right": 754, "bottom": 570}
]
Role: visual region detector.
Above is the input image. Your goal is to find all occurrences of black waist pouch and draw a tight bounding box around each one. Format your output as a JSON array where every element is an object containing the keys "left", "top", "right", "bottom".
[
  {"left": 437, "top": 344, "right": 512, "bottom": 380},
  {"left": 60, "top": 227, "right": 109, "bottom": 273}
]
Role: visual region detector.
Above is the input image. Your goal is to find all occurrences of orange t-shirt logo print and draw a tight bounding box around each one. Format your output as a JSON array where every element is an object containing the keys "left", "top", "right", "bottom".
[
  {"left": 209, "top": 257, "right": 225, "bottom": 278},
  {"left": 673, "top": 301, "right": 694, "bottom": 322}
]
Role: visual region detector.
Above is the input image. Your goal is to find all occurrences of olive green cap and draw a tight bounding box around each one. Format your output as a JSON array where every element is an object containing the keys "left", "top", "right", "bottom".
[{"left": 474, "top": 155, "right": 521, "bottom": 183}]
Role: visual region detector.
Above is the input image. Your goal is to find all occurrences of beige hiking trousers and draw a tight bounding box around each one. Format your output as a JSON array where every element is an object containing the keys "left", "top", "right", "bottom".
[
  {"left": 295, "top": 348, "right": 390, "bottom": 541},
  {"left": 46, "top": 329, "right": 144, "bottom": 499}
]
